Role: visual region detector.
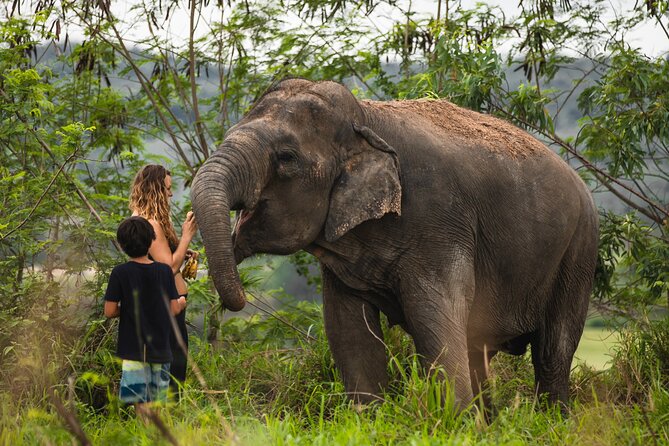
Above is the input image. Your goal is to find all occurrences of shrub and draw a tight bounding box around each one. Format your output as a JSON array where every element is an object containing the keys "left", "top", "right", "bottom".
[{"left": 608, "top": 318, "right": 669, "bottom": 404}]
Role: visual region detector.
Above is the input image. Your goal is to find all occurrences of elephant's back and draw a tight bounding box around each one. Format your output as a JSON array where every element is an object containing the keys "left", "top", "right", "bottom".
[
  {"left": 362, "top": 98, "right": 594, "bottom": 214},
  {"left": 362, "top": 99, "right": 546, "bottom": 159}
]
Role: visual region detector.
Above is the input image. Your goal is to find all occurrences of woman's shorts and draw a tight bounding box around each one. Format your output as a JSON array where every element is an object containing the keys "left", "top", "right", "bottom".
[{"left": 119, "top": 360, "right": 170, "bottom": 404}]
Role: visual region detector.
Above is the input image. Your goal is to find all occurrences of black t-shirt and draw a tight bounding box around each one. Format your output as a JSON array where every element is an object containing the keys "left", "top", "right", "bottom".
[{"left": 104, "top": 261, "right": 179, "bottom": 363}]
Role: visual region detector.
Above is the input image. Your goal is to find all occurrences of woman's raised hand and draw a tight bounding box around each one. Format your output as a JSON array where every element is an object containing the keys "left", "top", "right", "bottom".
[{"left": 182, "top": 210, "right": 199, "bottom": 240}]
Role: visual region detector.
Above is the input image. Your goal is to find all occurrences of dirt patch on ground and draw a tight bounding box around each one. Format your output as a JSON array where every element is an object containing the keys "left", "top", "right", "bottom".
[{"left": 364, "top": 99, "right": 545, "bottom": 157}]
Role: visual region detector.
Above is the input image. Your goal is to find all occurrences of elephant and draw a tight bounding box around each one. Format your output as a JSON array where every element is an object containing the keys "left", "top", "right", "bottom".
[{"left": 190, "top": 78, "right": 599, "bottom": 410}]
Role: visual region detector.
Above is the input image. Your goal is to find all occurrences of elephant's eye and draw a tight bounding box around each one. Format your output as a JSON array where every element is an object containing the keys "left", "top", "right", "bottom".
[
  {"left": 276, "top": 150, "right": 298, "bottom": 164},
  {"left": 275, "top": 150, "right": 300, "bottom": 178}
]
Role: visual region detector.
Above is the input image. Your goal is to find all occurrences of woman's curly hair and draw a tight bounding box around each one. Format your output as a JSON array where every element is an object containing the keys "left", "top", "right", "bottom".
[{"left": 129, "top": 165, "right": 179, "bottom": 251}]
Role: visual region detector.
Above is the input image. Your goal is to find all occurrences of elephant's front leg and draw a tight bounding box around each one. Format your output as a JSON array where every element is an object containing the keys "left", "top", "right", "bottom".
[
  {"left": 322, "top": 267, "right": 388, "bottom": 404},
  {"left": 402, "top": 261, "right": 476, "bottom": 409}
]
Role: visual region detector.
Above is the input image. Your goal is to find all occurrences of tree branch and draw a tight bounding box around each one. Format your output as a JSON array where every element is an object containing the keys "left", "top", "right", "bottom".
[
  {"left": 0, "top": 149, "right": 76, "bottom": 241},
  {"left": 91, "top": 0, "right": 196, "bottom": 175},
  {"left": 189, "top": 0, "right": 209, "bottom": 159},
  {"left": 0, "top": 88, "right": 106, "bottom": 221},
  {"left": 592, "top": 171, "right": 662, "bottom": 223},
  {"left": 0, "top": 87, "right": 123, "bottom": 251}
]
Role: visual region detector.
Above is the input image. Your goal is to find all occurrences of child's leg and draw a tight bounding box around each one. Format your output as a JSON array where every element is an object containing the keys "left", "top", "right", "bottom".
[
  {"left": 148, "top": 363, "right": 171, "bottom": 403},
  {"left": 119, "top": 360, "right": 151, "bottom": 405},
  {"left": 134, "top": 401, "right": 151, "bottom": 423}
]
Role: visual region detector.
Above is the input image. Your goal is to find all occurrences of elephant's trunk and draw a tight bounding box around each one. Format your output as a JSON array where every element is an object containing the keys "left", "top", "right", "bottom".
[{"left": 191, "top": 142, "right": 266, "bottom": 311}]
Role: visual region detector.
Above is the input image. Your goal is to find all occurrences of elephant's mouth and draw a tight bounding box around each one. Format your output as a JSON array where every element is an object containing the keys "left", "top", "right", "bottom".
[
  {"left": 233, "top": 208, "right": 255, "bottom": 234},
  {"left": 232, "top": 209, "right": 254, "bottom": 264}
]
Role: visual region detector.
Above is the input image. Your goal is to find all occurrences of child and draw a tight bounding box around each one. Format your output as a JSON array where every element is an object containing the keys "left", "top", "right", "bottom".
[{"left": 104, "top": 216, "right": 186, "bottom": 408}]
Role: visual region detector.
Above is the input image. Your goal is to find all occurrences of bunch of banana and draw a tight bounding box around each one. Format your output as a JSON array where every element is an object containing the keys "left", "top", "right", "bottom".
[{"left": 182, "top": 256, "right": 198, "bottom": 280}]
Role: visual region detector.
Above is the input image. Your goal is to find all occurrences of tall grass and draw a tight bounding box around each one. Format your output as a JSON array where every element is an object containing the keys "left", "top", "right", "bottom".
[{"left": 1, "top": 289, "right": 669, "bottom": 445}]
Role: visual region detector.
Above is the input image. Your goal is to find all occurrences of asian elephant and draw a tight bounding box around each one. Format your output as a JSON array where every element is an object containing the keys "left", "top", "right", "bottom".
[{"left": 190, "top": 79, "right": 599, "bottom": 409}]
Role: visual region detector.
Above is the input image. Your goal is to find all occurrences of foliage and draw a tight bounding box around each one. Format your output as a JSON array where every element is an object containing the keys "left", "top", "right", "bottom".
[
  {"left": 596, "top": 213, "right": 668, "bottom": 315},
  {"left": 609, "top": 317, "right": 669, "bottom": 403},
  {"left": 288, "top": 251, "right": 322, "bottom": 292}
]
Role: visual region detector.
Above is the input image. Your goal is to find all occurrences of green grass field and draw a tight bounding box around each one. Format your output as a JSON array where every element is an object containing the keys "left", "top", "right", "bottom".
[
  {"left": 3, "top": 305, "right": 669, "bottom": 445},
  {"left": 574, "top": 327, "right": 619, "bottom": 370}
]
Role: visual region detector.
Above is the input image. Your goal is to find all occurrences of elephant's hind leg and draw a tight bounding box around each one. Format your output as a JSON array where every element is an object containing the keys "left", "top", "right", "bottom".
[
  {"left": 530, "top": 239, "right": 595, "bottom": 408},
  {"left": 322, "top": 267, "right": 388, "bottom": 404},
  {"left": 530, "top": 310, "right": 587, "bottom": 411}
]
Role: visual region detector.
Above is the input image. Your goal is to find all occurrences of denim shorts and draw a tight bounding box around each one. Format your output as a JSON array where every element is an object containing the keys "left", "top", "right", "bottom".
[{"left": 119, "top": 360, "right": 170, "bottom": 404}]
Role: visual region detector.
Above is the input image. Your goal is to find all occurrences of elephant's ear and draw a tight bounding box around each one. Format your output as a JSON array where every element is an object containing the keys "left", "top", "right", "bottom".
[{"left": 325, "top": 123, "right": 402, "bottom": 242}]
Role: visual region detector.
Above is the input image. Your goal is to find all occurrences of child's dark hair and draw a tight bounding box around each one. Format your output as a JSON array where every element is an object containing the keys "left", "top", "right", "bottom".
[{"left": 117, "top": 216, "right": 156, "bottom": 258}]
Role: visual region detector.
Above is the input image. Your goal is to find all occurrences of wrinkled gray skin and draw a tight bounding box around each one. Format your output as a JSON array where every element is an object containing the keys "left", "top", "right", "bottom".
[{"left": 191, "top": 79, "right": 599, "bottom": 409}]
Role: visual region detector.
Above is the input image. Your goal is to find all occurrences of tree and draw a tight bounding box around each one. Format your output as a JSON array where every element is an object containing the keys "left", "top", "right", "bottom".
[{"left": 0, "top": 0, "right": 666, "bottom": 326}]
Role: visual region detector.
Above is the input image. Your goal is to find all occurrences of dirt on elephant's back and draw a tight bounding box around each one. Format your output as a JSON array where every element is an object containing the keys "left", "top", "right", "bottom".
[{"left": 364, "top": 99, "right": 545, "bottom": 158}]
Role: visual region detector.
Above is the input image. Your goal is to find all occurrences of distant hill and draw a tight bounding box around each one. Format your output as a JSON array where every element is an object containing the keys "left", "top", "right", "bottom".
[{"left": 35, "top": 43, "right": 662, "bottom": 226}]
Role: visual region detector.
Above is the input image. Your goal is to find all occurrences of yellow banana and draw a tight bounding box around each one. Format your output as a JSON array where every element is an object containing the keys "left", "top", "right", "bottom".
[
  {"left": 185, "top": 259, "right": 194, "bottom": 279},
  {"left": 182, "top": 257, "right": 198, "bottom": 280},
  {"left": 188, "top": 259, "right": 198, "bottom": 279},
  {"left": 190, "top": 259, "right": 198, "bottom": 278}
]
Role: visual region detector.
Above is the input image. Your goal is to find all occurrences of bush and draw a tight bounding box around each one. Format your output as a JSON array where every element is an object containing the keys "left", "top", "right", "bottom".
[{"left": 608, "top": 318, "right": 669, "bottom": 404}]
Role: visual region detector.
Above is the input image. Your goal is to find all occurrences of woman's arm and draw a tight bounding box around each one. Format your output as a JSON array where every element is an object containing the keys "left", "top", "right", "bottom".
[{"left": 148, "top": 216, "right": 196, "bottom": 274}]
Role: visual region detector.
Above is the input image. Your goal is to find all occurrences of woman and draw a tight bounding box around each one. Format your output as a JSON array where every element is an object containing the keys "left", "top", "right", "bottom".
[{"left": 129, "top": 164, "right": 198, "bottom": 397}]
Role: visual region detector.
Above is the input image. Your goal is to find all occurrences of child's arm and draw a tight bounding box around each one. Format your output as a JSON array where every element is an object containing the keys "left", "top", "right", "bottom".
[
  {"left": 104, "top": 301, "right": 120, "bottom": 318},
  {"left": 170, "top": 298, "right": 183, "bottom": 316},
  {"left": 103, "top": 269, "right": 121, "bottom": 318}
]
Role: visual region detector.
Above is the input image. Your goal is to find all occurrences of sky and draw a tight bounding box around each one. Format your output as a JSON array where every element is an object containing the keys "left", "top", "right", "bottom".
[
  {"left": 104, "top": 0, "right": 666, "bottom": 58},
  {"left": 454, "top": 0, "right": 664, "bottom": 56}
]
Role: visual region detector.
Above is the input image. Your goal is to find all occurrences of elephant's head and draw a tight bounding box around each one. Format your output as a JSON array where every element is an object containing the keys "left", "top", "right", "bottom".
[{"left": 191, "top": 79, "right": 401, "bottom": 311}]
